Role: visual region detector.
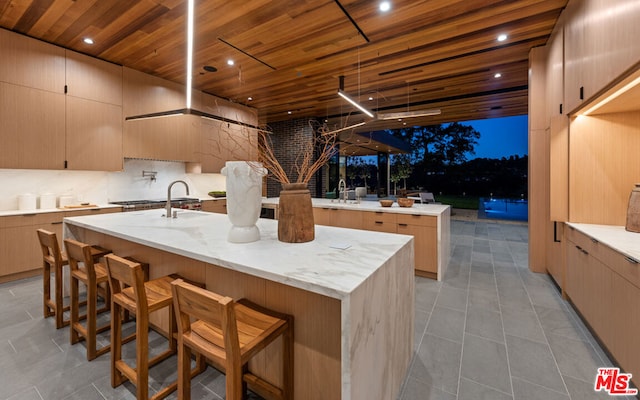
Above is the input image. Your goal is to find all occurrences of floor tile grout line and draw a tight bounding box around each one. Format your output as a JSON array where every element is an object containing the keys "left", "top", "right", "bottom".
[
  {"left": 514, "top": 262, "right": 572, "bottom": 398},
  {"left": 492, "top": 244, "right": 516, "bottom": 399},
  {"left": 455, "top": 236, "right": 472, "bottom": 399}
]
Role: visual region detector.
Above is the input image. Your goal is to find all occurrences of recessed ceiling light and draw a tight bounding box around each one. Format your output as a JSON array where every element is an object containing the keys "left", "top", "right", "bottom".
[
  {"left": 494, "top": 73, "right": 502, "bottom": 78},
  {"left": 227, "top": 59, "right": 235, "bottom": 66},
  {"left": 368, "top": 96, "right": 374, "bottom": 101},
  {"left": 380, "top": 1, "right": 391, "bottom": 12},
  {"left": 497, "top": 34, "right": 508, "bottom": 42},
  {"left": 83, "top": 38, "right": 94, "bottom": 45},
  {"left": 247, "top": 97, "right": 253, "bottom": 101},
  {"left": 287, "top": 111, "right": 292, "bottom": 114}
]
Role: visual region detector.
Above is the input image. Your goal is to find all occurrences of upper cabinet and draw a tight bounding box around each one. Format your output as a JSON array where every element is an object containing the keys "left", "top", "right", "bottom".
[
  {"left": 0, "top": 28, "right": 65, "bottom": 93},
  {"left": 0, "top": 29, "right": 123, "bottom": 171},
  {"left": 545, "top": 14, "right": 564, "bottom": 123},
  {"left": 123, "top": 67, "right": 186, "bottom": 117},
  {"left": 65, "top": 51, "right": 123, "bottom": 171},
  {"left": 564, "top": 0, "right": 640, "bottom": 114}
]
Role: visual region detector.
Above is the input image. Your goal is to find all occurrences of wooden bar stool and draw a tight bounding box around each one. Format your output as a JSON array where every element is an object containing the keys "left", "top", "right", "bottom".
[
  {"left": 171, "top": 279, "right": 293, "bottom": 400},
  {"left": 64, "top": 238, "right": 113, "bottom": 360},
  {"left": 104, "top": 254, "right": 205, "bottom": 400},
  {"left": 37, "top": 229, "right": 109, "bottom": 329}
]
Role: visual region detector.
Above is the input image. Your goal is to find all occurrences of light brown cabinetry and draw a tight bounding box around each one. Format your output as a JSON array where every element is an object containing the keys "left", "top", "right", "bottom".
[
  {"left": 200, "top": 118, "right": 257, "bottom": 172},
  {"left": 0, "top": 29, "right": 123, "bottom": 171},
  {"left": 0, "top": 28, "right": 65, "bottom": 92},
  {"left": 313, "top": 207, "right": 363, "bottom": 229},
  {"left": 397, "top": 214, "right": 438, "bottom": 276},
  {"left": 0, "top": 208, "right": 121, "bottom": 283},
  {"left": 564, "top": 0, "right": 640, "bottom": 114},
  {"left": 565, "top": 226, "right": 640, "bottom": 385},
  {"left": 64, "top": 51, "right": 123, "bottom": 171},
  {"left": 314, "top": 207, "right": 439, "bottom": 277},
  {"left": 362, "top": 211, "right": 397, "bottom": 233},
  {"left": 0, "top": 82, "right": 66, "bottom": 169},
  {"left": 201, "top": 199, "right": 227, "bottom": 214}
]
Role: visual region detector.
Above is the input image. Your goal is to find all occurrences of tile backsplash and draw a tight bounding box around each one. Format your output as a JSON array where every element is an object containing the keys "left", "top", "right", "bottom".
[{"left": 0, "top": 159, "right": 226, "bottom": 211}]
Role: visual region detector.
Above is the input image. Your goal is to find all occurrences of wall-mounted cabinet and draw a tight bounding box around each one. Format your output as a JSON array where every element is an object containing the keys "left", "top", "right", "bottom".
[
  {"left": 564, "top": 0, "right": 640, "bottom": 114},
  {"left": 0, "top": 82, "right": 66, "bottom": 169},
  {"left": 0, "top": 29, "right": 123, "bottom": 171},
  {"left": 0, "top": 28, "right": 65, "bottom": 92},
  {"left": 545, "top": 15, "right": 564, "bottom": 123}
]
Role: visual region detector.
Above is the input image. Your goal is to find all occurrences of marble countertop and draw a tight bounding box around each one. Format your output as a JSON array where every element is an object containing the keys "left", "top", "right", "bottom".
[
  {"left": 63, "top": 209, "right": 413, "bottom": 299},
  {"left": 0, "top": 204, "right": 122, "bottom": 217},
  {"left": 567, "top": 222, "right": 640, "bottom": 262},
  {"left": 262, "top": 197, "right": 450, "bottom": 216}
]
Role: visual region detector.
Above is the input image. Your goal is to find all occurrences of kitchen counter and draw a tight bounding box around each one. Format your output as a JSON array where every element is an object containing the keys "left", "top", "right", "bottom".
[
  {"left": 263, "top": 197, "right": 450, "bottom": 280},
  {"left": 567, "top": 222, "right": 640, "bottom": 262},
  {"left": 63, "top": 209, "right": 414, "bottom": 400},
  {"left": 0, "top": 204, "right": 121, "bottom": 217},
  {"left": 262, "top": 196, "right": 449, "bottom": 216}
]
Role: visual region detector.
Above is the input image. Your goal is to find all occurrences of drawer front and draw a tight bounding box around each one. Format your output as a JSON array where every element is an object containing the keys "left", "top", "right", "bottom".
[
  {"left": 363, "top": 211, "right": 397, "bottom": 224},
  {"left": 597, "top": 242, "right": 640, "bottom": 289},
  {"left": 64, "top": 207, "right": 122, "bottom": 218},
  {"left": 1, "top": 212, "right": 62, "bottom": 228},
  {"left": 396, "top": 213, "right": 436, "bottom": 227}
]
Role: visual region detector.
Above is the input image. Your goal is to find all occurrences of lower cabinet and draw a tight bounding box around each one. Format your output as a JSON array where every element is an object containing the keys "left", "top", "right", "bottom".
[
  {"left": 201, "top": 199, "right": 227, "bottom": 214},
  {"left": 0, "top": 207, "right": 121, "bottom": 282},
  {"left": 314, "top": 207, "right": 438, "bottom": 277},
  {"left": 565, "top": 226, "right": 640, "bottom": 386},
  {"left": 313, "top": 207, "right": 363, "bottom": 229}
]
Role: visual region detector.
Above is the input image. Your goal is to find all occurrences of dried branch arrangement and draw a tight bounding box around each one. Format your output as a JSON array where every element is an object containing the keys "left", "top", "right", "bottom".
[{"left": 204, "top": 114, "right": 362, "bottom": 185}]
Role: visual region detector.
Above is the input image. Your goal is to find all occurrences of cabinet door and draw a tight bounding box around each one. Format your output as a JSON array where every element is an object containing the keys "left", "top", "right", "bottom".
[
  {"left": 200, "top": 118, "right": 257, "bottom": 173},
  {"left": 610, "top": 272, "right": 640, "bottom": 382},
  {"left": 549, "top": 115, "right": 569, "bottom": 222},
  {"left": 0, "top": 28, "right": 65, "bottom": 93},
  {"left": 312, "top": 207, "right": 362, "bottom": 229},
  {"left": 397, "top": 223, "right": 437, "bottom": 275},
  {"left": 545, "top": 14, "right": 564, "bottom": 123},
  {"left": 565, "top": 239, "right": 586, "bottom": 312},
  {"left": 0, "top": 82, "right": 66, "bottom": 169},
  {"left": 563, "top": 0, "right": 585, "bottom": 114},
  {"left": 65, "top": 50, "right": 122, "bottom": 106},
  {"left": 66, "top": 96, "right": 123, "bottom": 171}
]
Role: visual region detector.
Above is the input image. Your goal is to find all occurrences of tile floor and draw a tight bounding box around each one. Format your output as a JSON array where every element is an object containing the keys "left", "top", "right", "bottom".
[{"left": 0, "top": 220, "right": 636, "bottom": 399}]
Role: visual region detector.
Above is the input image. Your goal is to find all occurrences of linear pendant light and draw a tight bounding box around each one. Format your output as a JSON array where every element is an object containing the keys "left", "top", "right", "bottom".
[
  {"left": 337, "top": 90, "right": 374, "bottom": 118},
  {"left": 337, "top": 75, "right": 374, "bottom": 118},
  {"left": 185, "top": 0, "right": 194, "bottom": 109},
  {"left": 377, "top": 109, "right": 441, "bottom": 120}
]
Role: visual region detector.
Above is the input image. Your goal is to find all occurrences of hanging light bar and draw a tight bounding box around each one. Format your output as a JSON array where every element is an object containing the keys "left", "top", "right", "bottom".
[
  {"left": 185, "top": 0, "right": 195, "bottom": 109},
  {"left": 377, "top": 109, "right": 441, "bottom": 120},
  {"left": 337, "top": 90, "right": 375, "bottom": 118}
]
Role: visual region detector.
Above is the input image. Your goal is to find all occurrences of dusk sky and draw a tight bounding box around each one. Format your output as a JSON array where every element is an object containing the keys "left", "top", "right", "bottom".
[{"left": 461, "top": 115, "right": 528, "bottom": 160}]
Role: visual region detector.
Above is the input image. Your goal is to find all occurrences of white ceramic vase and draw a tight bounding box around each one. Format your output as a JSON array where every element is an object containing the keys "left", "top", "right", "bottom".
[{"left": 221, "top": 161, "right": 267, "bottom": 243}]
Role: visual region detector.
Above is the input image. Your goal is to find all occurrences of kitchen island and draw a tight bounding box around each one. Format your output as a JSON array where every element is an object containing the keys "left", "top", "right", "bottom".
[
  {"left": 63, "top": 209, "right": 414, "bottom": 400},
  {"left": 263, "top": 197, "right": 450, "bottom": 280}
]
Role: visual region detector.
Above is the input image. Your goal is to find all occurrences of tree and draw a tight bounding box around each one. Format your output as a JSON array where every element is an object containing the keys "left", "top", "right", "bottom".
[
  {"left": 386, "top": 122, "right": 480, "bottom": 189},
  {"left": 391, "top": 153, "right": 413, "bottom": 189}
]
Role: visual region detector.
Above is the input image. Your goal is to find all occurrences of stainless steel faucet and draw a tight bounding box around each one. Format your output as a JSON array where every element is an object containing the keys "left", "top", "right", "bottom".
[
  {"left": 338, "top": 179, "right": 346, "bottom": 203},
  {"left": 165, "top": 180, "right": 190, "bottom": 218}
]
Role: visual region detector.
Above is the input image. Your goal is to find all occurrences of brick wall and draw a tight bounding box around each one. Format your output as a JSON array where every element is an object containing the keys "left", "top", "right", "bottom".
[{"left": 265, "top": 118, "right": 319, "bottom": 198}]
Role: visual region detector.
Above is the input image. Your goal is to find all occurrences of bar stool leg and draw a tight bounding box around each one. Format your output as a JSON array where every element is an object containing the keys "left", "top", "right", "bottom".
[
  {"left": 136, "top": 318, "right": 149, "bottom": 400},
  {"left": 55, "top": 263, "right": 65, "bottom": 329},
  {"left": 86, "top": 278, "right": 97, "bottom": 361},
  {"left": 70, "top": 273, "right": 80, "bottom": 345},
  {"left": 43, "top": 261, "right": 52, "bottom": 319},
  {"left": 111, "top": 299, "right": 125, "bottom": 388}
]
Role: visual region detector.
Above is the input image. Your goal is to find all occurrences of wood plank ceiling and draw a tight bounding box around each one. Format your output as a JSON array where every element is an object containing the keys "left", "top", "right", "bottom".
[{"left": 0, "top": 0, "right": 568, "bottom": 132}]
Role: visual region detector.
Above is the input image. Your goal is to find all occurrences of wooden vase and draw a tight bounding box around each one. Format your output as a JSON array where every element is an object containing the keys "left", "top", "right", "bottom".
[
  {"left": 278, "top": 183, "right": 315, "bottom": 243},
  {"left": 626, "top": 184, "right": 640, "bottom": 232}
]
